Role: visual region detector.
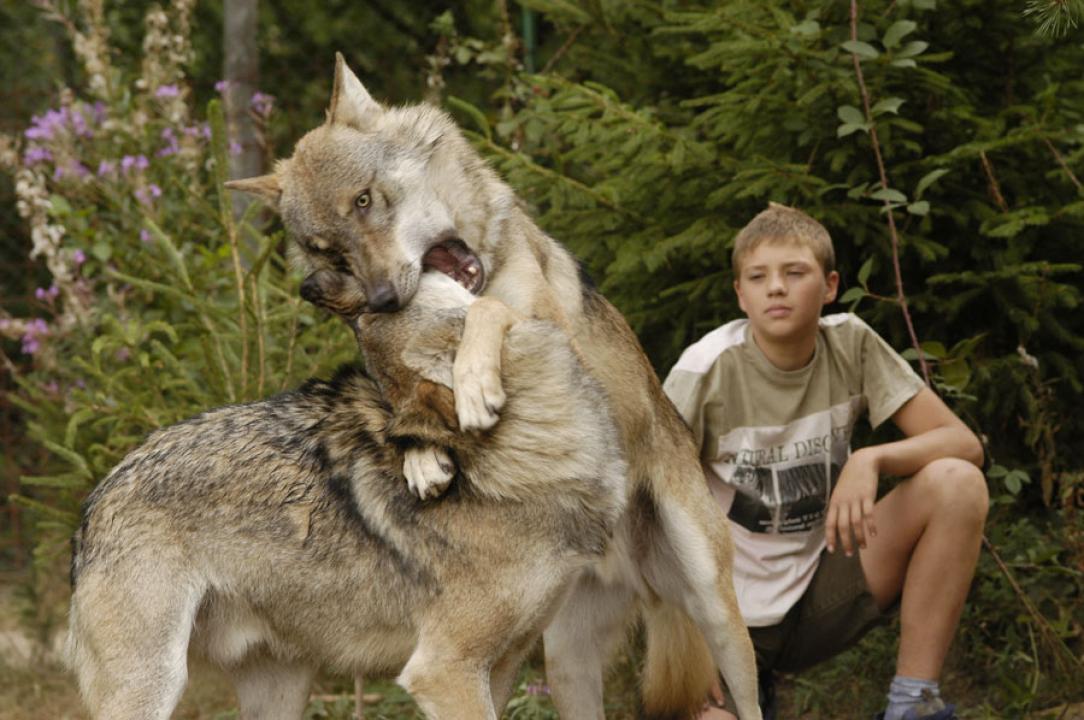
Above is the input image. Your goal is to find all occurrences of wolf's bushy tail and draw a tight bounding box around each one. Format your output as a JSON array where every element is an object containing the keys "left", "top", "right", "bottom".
[{"left": 640, "top": 603, "right": 715, "bottom": 719}]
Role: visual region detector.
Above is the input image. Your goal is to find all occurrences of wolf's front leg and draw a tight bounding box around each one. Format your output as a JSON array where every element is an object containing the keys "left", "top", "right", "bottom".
[
  {"left": 452, "top": 297, "right": 517, "bottom": 431},
  {"left": 403, "top": 445, "right": 455, "bottom": 500}
]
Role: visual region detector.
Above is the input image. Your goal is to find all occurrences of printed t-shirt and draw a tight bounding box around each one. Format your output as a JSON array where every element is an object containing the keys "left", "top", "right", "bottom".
[{"left": 662, "top": 313, "right": 925, "bottom": 627}]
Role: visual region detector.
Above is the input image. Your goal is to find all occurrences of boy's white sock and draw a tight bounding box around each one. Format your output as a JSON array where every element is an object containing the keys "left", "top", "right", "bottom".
[{"left": 884, "top": 675, "right": 943, "bottom": 720}]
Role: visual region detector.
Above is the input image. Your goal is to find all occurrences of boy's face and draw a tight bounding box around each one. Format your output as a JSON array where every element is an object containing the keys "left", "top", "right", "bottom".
[{"left": 734, "top": 239, "right": 839, "bottom": 345}]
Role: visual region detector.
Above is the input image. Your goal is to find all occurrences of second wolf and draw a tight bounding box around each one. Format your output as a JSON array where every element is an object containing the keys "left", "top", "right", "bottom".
[{"left": 67, "top": 272, "right": 626, "bottom": 720}]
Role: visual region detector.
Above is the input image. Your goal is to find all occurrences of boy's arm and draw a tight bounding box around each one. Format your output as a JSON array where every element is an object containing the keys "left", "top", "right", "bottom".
[{"left": 825, "top": 387, "right": 984, "bottom": 556}]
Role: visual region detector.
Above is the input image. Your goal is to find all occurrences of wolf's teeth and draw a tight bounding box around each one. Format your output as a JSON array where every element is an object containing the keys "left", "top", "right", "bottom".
[{"left": 466, "top": 265, "right": 478, "bottom": 276}]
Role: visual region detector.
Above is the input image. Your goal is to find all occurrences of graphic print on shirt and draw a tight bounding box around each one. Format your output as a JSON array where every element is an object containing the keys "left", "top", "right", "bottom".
[{"left": 713, "top": 398, "right": 862, "bottom": 534}]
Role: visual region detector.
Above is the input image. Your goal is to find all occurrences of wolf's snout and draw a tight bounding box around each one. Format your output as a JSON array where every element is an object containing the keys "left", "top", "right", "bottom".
[
  {"left": 300, "top": 274, "right": 325, "bottom": 305},
  {"left": 367, "top": 282, "right": 400, "bottom": 313}
]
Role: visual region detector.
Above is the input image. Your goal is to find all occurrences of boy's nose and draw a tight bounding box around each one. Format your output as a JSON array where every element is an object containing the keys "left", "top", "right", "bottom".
[{"left": 768, "top": 273, "right": 786, "bottom": 294}]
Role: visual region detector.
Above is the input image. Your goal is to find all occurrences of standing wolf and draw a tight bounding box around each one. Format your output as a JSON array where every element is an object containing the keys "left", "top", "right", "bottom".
[
  {"left": 227, "top": 55, "right": 761, "bottom": 719},
  {"left": 68, "top": 272, "right": 627, "bottom": 720}
]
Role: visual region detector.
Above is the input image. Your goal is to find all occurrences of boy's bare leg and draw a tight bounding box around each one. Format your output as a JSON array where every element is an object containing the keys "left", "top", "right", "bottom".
[
  {"left": 696, "top": 456, "right": 986, "bottom": 718},
  {"left": 859, "top": 457, "right": 988, "bottom": 679}
]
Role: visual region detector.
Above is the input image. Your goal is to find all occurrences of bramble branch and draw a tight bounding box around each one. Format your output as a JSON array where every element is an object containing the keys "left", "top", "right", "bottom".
[{"left": 848, "top": 0, "right": 931, "bottom": 385}]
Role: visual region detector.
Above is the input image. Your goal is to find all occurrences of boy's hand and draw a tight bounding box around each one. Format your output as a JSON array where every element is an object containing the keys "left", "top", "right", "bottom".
[{"left": 825, "top": 448, "right": 879, "bottom": 556}]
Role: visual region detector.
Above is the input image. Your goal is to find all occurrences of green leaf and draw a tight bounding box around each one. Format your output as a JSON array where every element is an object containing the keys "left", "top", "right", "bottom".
[
  {"left": 791, "top": 19, "right": 820, "bottom": 36},
  {"left": 870, "top": 187, "right": 908, "bottom": 203},
  {"left": 883, "top": 20, "right": 918, "bottom": 48},
  {"left": 837, "top": 105, "right": 866, "bottom": 125},
  {"left": 21, "top": 473, "right": 89, "bottom": 489},
  {"left": 40, "top": 439, "right": 92, "bottom": 479},
  {"left": 841, "top": 40, "right": 880, "bottom": 59},
  {"left": 837, "top": 123, "right": 867, "bottom": 138},
  {"left": 857, "top": 257, "right": 874, "bottom": 286},
  {"left": 92, "top": 241, "right": 112, "bottom": 262},
  {"left": 49, "top": 195, "right": 72, "bottom": 217},
  {"left": 891, "top": 58, "right": 918, "bottom": 68},
  {"left": 839, "top": 287, "right": 866, "bottom": 304},
  {"left": 896, "top": 40, "right": 929, "bottom": 58},
  {"left": 871, "top": 97, "right": 905, "bottom": 116},
  {"left": 64, "top": 408, "right": 96, "bottom": 449},
  {"left": 907, "top": 201, "right": 930, "bottom": 216},
  {"left": 915, "top": 169, "right": 950, "bottom": 199}
]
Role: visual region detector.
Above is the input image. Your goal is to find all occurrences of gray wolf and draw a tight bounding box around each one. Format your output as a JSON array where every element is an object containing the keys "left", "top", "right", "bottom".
[
  {"left": 67, "top": 271, "right": 627, "bottom": 720},
  {"left": 226, "top": 54, "right": 762, "bottom": 719}
]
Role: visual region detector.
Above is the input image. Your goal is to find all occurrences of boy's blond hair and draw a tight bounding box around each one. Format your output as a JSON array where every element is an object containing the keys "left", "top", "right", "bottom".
[{"left": 731, "top": 202, "right": 835, "bottom": 275}]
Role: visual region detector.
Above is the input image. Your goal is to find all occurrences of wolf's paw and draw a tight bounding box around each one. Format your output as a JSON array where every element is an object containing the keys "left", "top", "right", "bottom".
[
  {"left": 453, "top": 355, "right": 506, "bottom": 431},
  {"left": 404, "top": 446, "right": 455, "bottom": 500}
]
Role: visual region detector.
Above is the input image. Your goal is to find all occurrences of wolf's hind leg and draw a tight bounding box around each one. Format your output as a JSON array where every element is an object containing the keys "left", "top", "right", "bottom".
[
  {"left": 229, "top": 657, "right": 314, "bottom": 720},
  {"left": 543, "top": 572, "right": 636, "bottom": 720},
  {"left": 69, "top": 570, "right": 200, "bottom": 720}
]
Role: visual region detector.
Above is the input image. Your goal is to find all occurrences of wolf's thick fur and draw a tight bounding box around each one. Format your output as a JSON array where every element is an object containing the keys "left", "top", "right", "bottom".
[
  {"left": 227, "top": 55, "right": 761, "bottom": 719},
  {"left": 67, "top": 274, "right": 626, "bottom": 720}
]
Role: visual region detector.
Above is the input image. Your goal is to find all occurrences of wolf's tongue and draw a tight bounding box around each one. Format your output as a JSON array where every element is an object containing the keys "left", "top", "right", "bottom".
[
  {"left": 422, "top": 245, "right": 458, "bottom": 275},
  {"left": 423, "top": 240, "right": 485, "bottom": 293}
]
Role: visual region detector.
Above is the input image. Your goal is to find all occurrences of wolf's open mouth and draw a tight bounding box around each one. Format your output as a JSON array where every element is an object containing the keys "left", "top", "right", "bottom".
[{"left": 422, "top": 238, "right": 485, "bottom": 294}]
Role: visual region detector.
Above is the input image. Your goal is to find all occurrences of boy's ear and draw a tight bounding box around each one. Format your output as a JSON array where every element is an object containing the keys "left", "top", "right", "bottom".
[
  {"left": 824, "top": 270, "right": 840, "bottom": 304},
  {"left": 734, "top": 277, "right": 748, "bottom": 315}
]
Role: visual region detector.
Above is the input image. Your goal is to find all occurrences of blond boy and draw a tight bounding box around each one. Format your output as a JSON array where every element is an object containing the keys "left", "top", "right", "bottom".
[{"left": 662, "top": 203, "right": 988, "bottom": 720}]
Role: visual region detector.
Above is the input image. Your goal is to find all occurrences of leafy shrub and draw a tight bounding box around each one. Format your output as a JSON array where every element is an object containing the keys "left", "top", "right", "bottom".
[{"left": 0, "top": 1, "right": 351, "bottom": 629}]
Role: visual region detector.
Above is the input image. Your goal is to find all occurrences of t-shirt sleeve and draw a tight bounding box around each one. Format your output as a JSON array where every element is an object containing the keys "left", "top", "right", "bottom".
[
  {"left": 663, "top": 366, "right": 712, "bottom": 457},
  {"left": 857, "top": 318, "right": 927, "bottom": 428}
]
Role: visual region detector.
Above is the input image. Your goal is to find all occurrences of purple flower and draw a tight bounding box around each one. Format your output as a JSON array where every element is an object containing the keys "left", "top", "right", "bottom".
[
  {"left": 73, "top": 249, "right": 87, "bottom": 266},
  {"left": 92, "top": 101, "right": 107, "bottom": 124},
  {"left": 115, "top": 347, "right": 131, "bottom": 362},
  {"left": 54, "top": 161, "right": 89, "bottom": 180},
  {"left": 140, "top": 228, "right": 153, "bottom": 243},
  {"left": 20, "top": 318, "right": 49, "bottom": 355},
  {"left": 250, "top": 91, "right": 274, "bottom": 117},
  {"left": 155, "top": 84, "right": 180, "bottom": 99},
  {"left": 70, "top": 109, "right": 91, "bottom": 138},
  {"left": 34, "top": 286, "right": 58, "bottom": 302},
  {"left": 525, "top": 683, "right": 550, "bottom": 697},
  {"left": 25, "top": 108, "right": 68, "bottom": 141},
  {"left": 24, "top": 146, "right": 53, "bottom": 166},
  {"left": 98, "top": 159, "right": 116, "bottom": 177},
  {"left": 229, "top": 140, "right": 242, "bottom": 156},
  {"left": 157, "top": 127, "right": 180, "bottom": 157},
  {"left": 135, "top": 184, "right": 161, "bottom": 205},
  {"left": 43, "top": 381, "right": 59, "bottom": 395},
  {"left": 214, "top": 80, "right": 230, "bottom": 94},
  {"left": 121, "top": 154, "right": 150, "bottom": 173}
]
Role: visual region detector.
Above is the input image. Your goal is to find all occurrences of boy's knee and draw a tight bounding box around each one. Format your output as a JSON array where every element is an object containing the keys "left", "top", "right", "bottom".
[{"left": 916, "top": 458, "right": 989, "bottom": 527}]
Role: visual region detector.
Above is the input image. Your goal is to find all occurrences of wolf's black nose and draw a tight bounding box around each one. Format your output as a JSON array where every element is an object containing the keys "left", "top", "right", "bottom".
[
  {"left": 367, "top": 282, "right": 400, "bottom": 313},
  {"left": 299, "top": 274, "right": 324, "bottom": 305}
]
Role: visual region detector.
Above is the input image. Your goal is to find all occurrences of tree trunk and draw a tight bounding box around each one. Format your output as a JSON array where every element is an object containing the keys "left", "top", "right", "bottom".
[{"left": 224, "top": 0, "right": 262, "bottom": 222}]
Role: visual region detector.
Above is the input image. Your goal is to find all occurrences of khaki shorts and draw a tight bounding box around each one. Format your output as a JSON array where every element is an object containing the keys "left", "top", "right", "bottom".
[{"left": 721, "top": 548, "right": 891, "bottom": 711}]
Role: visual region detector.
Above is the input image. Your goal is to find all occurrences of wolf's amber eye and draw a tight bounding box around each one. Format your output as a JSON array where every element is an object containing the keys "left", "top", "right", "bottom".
[{"left": 354, "top": 191, "right": 371, "bottom": 210}]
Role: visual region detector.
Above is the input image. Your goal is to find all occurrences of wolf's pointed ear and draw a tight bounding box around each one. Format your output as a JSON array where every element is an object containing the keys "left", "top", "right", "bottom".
[
  {"left": 224, "top": 174, "right": 282, "bottom": 209},
  {"left": 329, "top": 52, "right": 379, "bottom": 128}
]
